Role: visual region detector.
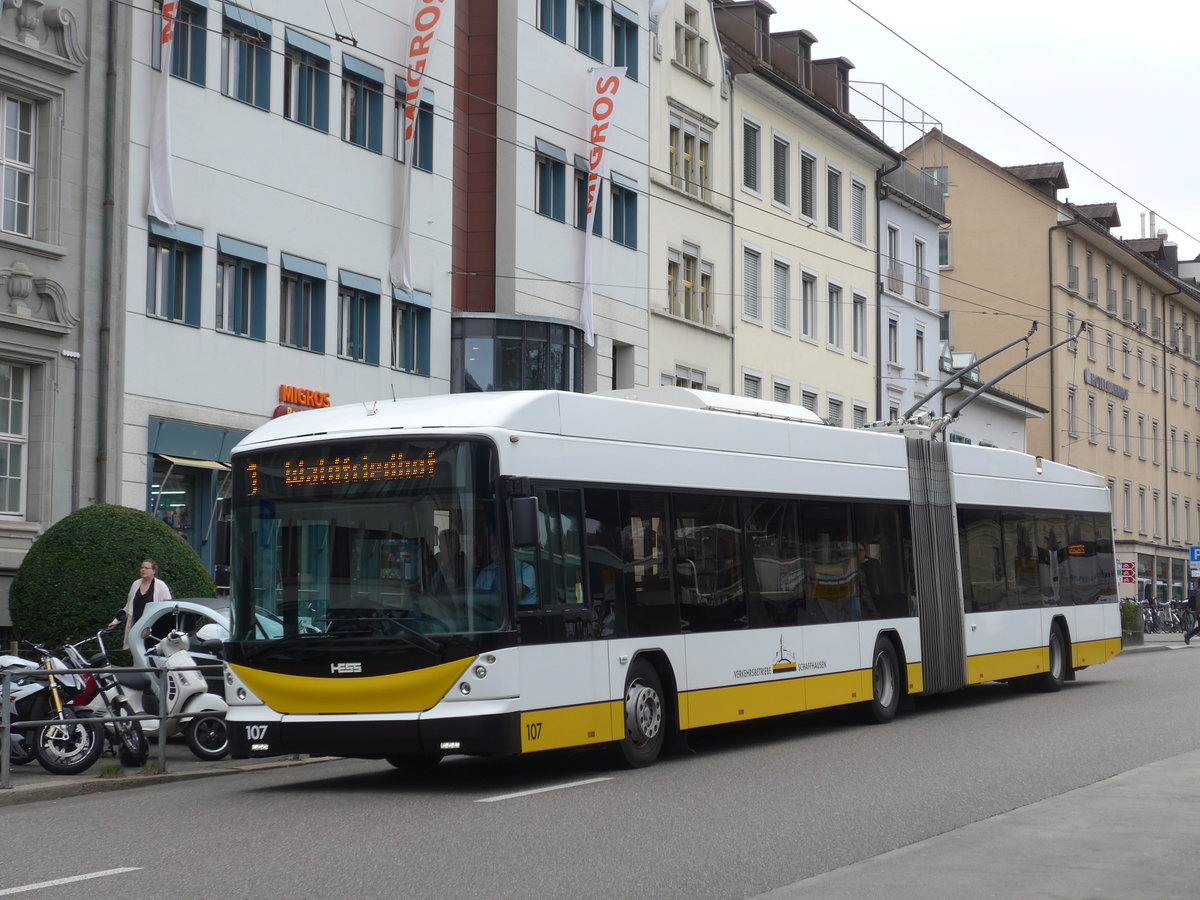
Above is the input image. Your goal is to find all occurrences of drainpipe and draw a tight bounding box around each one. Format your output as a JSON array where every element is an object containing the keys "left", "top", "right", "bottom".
[
  {"left": 96, "top": 0, "right": 119, "bottom": 504},
  {"left": 875, "top": 159, "right": 902, "bottom": 420},
  {"left": 1047, "top": 218, "right": 1078, "bottom": 462},
  {"left": 1161, "top": 285, "right": 1181, "bottom": 558}
]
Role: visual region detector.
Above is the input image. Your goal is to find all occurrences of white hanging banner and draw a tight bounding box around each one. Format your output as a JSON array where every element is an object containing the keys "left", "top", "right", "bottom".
[
  {"left": 389, "top": 0, "right": 447, "bottom": 293},
  {"left": 146, "top": 1, "right": 178, "bottom": 225},
  {"left": 580, "top": 67, "right": 625, "bottom": 347}
]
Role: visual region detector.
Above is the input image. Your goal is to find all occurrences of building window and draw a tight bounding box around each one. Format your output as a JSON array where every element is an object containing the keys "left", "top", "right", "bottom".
[
  {"left": 1137, "top": 414, "right": 1146, "bottom": 459},
  {"left": 0, "top": 362, "right": 27, "bottom": 515},
  {"left": 673, "top": 366, "right": 705, "bottom": 389},
  {"left": 1123, "top": 409, "right": 1131, "bottom": 456},
  {"left": 675, "top": 5, "right": 707, "bottom": 77},
  {"left": 574, "top": 165, "right": 602, "bottom": 235},
  {"left": 801, "top": 272, "right": 817, "bottom": 340},
  {"left": 826, "top": 166, "right": 842, "bottom": 232},
  {"left": 1122, "top": 483, "right": 1131, "bottom": 532},
  {"left": 668, "top": 114, "right": 711, "bottom": 200},
  {"left": 453, "top": 317, "right": 583, "bottom": 392},
  {"left": 1151, "top": 355, "right": 1160, "bottom": 392},
  {"left": 1171, "top": 426, "right": 1179, "bottom": 470},
  {"left": 742, "top": 246, "right": 761, "bottom": 322},
  {"left": 742, "top": 119, "right": 760, "bottom": 192},
  {"left": 850, "top": 179, "right": 866, "bottom": 243},
  {"left": 221, "top": 9, "right": 271, "bottom": 109},
  {"left": 888, "top": 317, "right": 899, "bottom": 364},
  {"left": 742, "top": 371, "right": 761, "bottom": 399},
  {"left": 938, "top": 229, "right": 952, "bottom": 268},
  {"left": 576, "top": 0, "right": 604, "bottom": 60},
  {"left": 827, "top": 284, "right": 843, "bottom": 349},
  {"left": 853, "top": 404, "right": 868, "bottom": 429},
  {"left": 1107, "top": 403, "right": 1116, "bottom": 451},
  {"left": 536, "top": 140, "right": 567, "bottom": 221},
  {"left": 1, "top": 95, "right": 33, "bottom": 237},
  {"left": 914, "top": 325, "right": 925, "bottom": 373},
  {"left": 1152, "top": 419, "right": 1160, "bottom": 465},
  {"left": 337, "top": 271, "right": 380, "bottom": 364},
  {"left": 853, "top": 293, "right": 868, "bottom": 357},
  {"left": 827, "top": 397, "right": 843, "bottom": 427},
  {"left": 1066, "top": 387, "right": 1078, "bottom": 437},
  {"left": 395, "top": 86, "right": 434, "bottom": 171},
  {"left": 772, "top": 134, "right": 789, "bottom": 207},
  {"left": 280, "top": 254, "right": 326, "bottom": 353},
  {"left": 146, "top": 223, "right": 202, "bottom": 326},
  {"left": 341, "top": 57, "right": 384, "bottom": 153},
  {"left": 612, "top": 9, "right": 638, "bottom": 80},
  {"left": 1086, "top": 321, "right": 1096, "bottom": 361},
  {"left": 1137, "top": 349, "right": 1144, "bottom": 385},
  {"left": 667, "top": 244, "right": 712, "bottom": 326},
  {"left": 215, "top": 237, "right": 267, "bottom": 339},
  {"left": 610, "top": 179, "right": 637, "bottom": 249},
  {"left": 772, "top": 259, "right": 790, "bottom": 333},
  {"left": 1122, "top": 341, "right": 1131, "bottom": 378},
  {"left": 539, "top": 0, "right": 567, "bottom": 41},
  {"left": 284, "top": 36, "right": 330, "bottom": 131},
  {"left": 1087, "top": 393, "right": 1098, "bottom": 444},
  {"left": 1106, "top": 332, "right": 1115, "bottom": 370},
  {"left": 158, "top": 1, "right": 207, "bottom": 85},
  {"left": 799, "top": 150, "right": 816, "bottom": 220},
  {"left": 801, "top": 390, "right": 818, "bottom": 413},
  {"left": 772, "top": 379, "right": 790, "bottom": 403},
  {"left": 392, "top": 290, "right": 431, "bottom": 375}
]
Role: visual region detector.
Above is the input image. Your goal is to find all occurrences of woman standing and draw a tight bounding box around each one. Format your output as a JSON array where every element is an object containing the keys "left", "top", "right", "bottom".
[{"left": 110, "top": 559, "right": 172, "bottom": 649}]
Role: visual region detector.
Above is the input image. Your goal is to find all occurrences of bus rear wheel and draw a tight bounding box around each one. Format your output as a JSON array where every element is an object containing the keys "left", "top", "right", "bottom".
[
  {"left": 615, "top": 660, "right": 666, "bottom": 768},
  {"left": 864, "top": 638, "right": 901, "bottom": 724},
  {"left": 1036, "top": 626, "right": 1068, "bottom": 693}
]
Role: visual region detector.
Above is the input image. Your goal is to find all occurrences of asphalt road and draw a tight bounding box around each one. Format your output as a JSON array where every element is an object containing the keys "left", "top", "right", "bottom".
[{"left": 1, "top": 646, "right": 1196, "bottom": 899}]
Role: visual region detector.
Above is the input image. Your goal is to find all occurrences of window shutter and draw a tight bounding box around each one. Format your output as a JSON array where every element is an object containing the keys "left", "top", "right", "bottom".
[
  {"left": 743, "top": 249, "right": 760, "bottom": 319},
  {"left": 800, "top": 153, "right": 815, "bottom": 218},
  {"left": 773, "top": 261, "right": 789, "bottom": 330},
  {"left": 773, "top": 138, "right": 787, "bottom": 204},
  {"left": 742, "top": 121, "right": 759, "bottom": 190},
  {"left": 851, "top": 182, "right": 865, "bottom": 242}
]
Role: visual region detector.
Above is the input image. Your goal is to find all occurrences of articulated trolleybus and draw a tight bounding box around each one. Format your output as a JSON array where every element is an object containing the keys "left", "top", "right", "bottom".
[{"left": 224, "top": 388, "right": 1121, "bottom": 767}]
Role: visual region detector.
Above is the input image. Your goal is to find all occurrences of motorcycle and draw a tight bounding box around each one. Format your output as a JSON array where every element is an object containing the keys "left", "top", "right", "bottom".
[
  {"left": 61, "top": 628, "right": 150, "bottom": 767},
  {"left": 2, "top": 643, "right": 104, "bottom": 775},
  {"left": 117, "top": 623, "right": 229, "bottom": 761}
]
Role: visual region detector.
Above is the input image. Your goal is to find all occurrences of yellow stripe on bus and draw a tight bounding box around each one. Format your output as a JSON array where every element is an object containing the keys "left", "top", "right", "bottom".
[
  {"left": 1072, "top": 637, "right": 1122, "bottom": 668},
  {"left": 520, "top": 702, "right": 618, "bottom": 752},
  {"left": 229, "top": 657, "right": 474, "bottom": 714}
]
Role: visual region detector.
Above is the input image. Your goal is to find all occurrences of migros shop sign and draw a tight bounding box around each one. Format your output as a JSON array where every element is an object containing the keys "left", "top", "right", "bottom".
[{"left": 274, "top": 383, "right": 331, "bottom": 417}]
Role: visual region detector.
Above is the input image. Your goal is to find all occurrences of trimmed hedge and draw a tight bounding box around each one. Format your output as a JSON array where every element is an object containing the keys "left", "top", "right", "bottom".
[{"left": 10, "top": 504, "right": 216, "bottom": 647}]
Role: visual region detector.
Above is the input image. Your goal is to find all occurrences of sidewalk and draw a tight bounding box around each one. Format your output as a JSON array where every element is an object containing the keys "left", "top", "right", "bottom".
[{"left": 0, "top": 738, "right": 329, "bottom": 807}]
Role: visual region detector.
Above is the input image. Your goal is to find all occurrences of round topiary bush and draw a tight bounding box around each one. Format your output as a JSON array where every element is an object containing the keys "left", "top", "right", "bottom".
[{"left": 9, "top": 503, "right": 216, "bottom": 648}]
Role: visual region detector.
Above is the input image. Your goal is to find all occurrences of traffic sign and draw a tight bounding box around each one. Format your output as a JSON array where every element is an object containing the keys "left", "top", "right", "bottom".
[{"left": 1191, "top": 546, "right": 1200, "bottom": 563}]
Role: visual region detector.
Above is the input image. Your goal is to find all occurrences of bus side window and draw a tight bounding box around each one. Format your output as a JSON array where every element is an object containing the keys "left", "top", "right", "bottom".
[{"left": 526, "top": 488, "right": 585, "bottom": 608}]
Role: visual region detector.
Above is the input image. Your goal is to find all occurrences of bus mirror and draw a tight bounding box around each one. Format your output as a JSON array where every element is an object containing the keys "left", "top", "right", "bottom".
[{"left": 511, "top": 496, "right": 539, "bottom": 548}]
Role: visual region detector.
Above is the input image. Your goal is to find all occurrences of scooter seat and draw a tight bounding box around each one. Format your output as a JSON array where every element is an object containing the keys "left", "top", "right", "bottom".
[{"left": 116, "top": 671, "right": 153, "bottom": 692}]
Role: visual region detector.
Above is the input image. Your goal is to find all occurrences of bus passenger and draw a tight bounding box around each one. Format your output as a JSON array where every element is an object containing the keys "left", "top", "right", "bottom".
[{"left": 475, "top": 533, "right": 537, "bottom": 606}]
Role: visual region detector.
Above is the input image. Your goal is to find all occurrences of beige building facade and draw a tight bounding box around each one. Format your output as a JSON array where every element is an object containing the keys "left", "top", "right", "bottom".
[
  {"left": 912, "top": 130, "right": 1200, "bottom": 602},
  {"left": 715, "top": 2, "right": 899, "bottom": 423}
]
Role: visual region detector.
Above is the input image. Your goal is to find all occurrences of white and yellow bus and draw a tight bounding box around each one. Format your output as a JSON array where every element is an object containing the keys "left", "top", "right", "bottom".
[{"left": 223, "top": 388, "right": 1121, "bottom": 767}]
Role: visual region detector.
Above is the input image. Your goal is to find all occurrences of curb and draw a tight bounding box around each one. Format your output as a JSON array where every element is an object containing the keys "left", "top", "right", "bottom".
[{"left": 0, "top": 755, "right": 335, "bottom": 808}]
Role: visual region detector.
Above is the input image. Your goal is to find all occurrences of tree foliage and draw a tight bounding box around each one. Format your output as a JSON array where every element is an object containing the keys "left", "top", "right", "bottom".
[{"left": 10, "top": 504, "right": 216, "bottom": 647}]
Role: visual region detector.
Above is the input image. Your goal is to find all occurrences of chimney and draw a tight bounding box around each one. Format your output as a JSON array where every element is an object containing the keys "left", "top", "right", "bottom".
[{"left": 1158, "top": 229, "right": 1179, "bottom": 274}]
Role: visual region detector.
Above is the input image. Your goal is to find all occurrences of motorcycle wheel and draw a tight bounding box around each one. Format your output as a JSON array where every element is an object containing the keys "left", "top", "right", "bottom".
[
  {"left": 34, "top": 707, "right": 104, "bottom": 775},
  {"left": 185, "top": 714, "right": 229, "bottom": 761},
  {"left": 113, "top": 701, "right": 149, "bottom": 767}
]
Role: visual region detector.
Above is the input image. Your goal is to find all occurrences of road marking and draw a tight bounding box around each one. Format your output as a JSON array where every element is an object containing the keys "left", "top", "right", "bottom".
[
  {"left": 476, "top": 776, "right": 613, "bottom": 803},
  {"left": 0, "top": 868, "right": 142, "bottom": 896}
]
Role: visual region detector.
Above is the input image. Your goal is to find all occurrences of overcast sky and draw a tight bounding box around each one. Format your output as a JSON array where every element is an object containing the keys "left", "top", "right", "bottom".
[{"left": 771, "top": 0, "right": 1200, "bottom": 261}]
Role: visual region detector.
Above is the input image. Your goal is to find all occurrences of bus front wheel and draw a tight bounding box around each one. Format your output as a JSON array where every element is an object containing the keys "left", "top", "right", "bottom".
[
  {"left": 615, "top": 660, "right": 667, "bottom": 768},
  {"left": 864, "top": 638, "right": 901, "bottom": 724}
]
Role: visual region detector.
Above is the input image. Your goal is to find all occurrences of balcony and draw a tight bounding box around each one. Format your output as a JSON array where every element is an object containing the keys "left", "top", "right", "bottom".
[
  {"left": 1107, "top": 289, "right": 1117, "bottom": 312},
  {"left": 1067, "top": 265, "right": 1079, "bottom": 292},
  {"left": 915, "top": 273, "right": 930, "bottom": 306},
  {"left": 886, "top": 263, "right": 904, "bottom": 295},
  {"left": 881, "top": 162, "right": 946, "bottom": 218},
  {"left": 1087, "top": 277, "right": 1098, "bottom": 302},
  {"left": 1152, "top": 317, "right": 1162, "bottom": 338}
]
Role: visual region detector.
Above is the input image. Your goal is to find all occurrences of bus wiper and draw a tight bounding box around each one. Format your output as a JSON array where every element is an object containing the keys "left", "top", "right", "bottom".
[{"left": 378, "top": 617, "right": 441, "bottom": 654}]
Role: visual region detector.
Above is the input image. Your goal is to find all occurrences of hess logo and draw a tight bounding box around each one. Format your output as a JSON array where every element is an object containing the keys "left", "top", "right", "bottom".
[{"left": 331, "top": 662, "right": 362, "bottom": 674}]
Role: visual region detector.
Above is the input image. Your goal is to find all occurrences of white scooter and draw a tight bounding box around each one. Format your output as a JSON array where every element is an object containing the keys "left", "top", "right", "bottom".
[{"left": 119, "top": 626, "right": 229, "bottom": 760}]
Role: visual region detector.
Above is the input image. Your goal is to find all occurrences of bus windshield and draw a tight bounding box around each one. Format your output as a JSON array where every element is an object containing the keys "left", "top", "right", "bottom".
[{"left": 228, "top": 437, "right": 502, "bottom": 640}]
